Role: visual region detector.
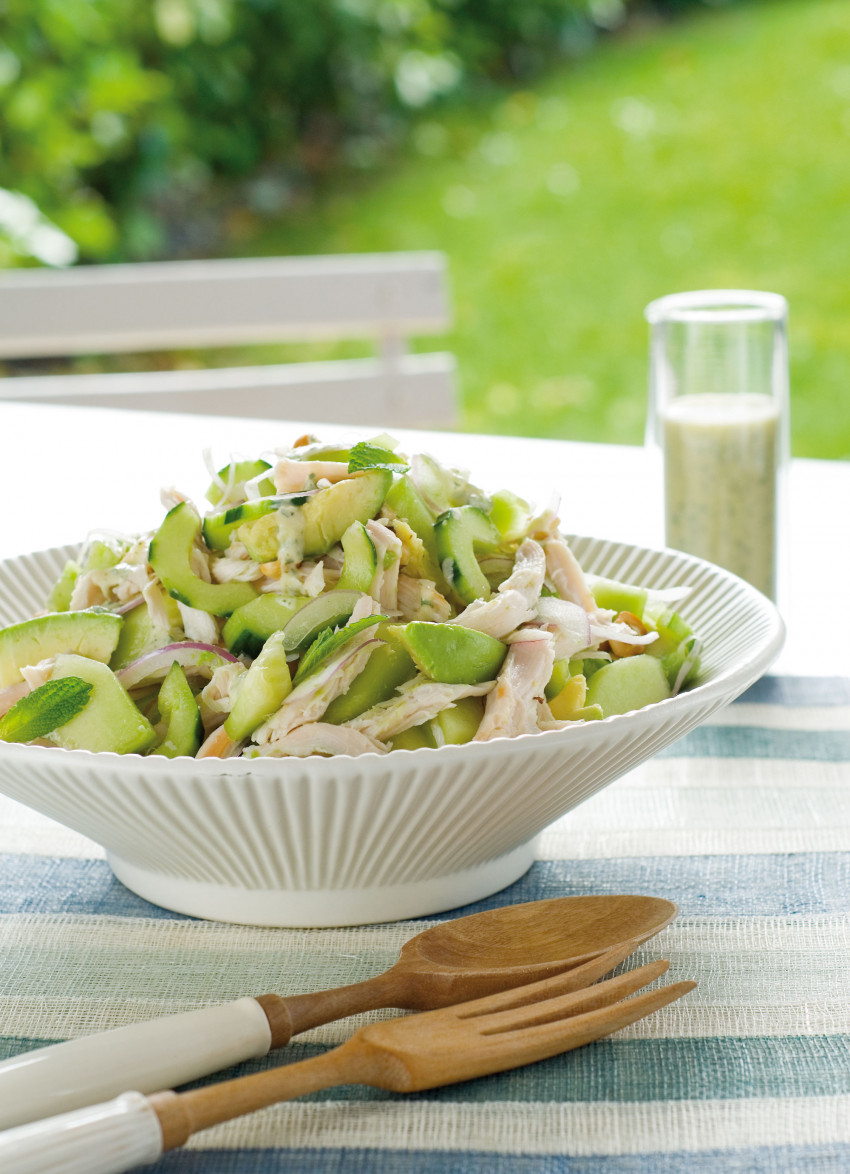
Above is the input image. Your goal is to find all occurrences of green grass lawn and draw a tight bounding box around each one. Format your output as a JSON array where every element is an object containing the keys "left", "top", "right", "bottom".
[{"left": 240, "top": 0, "right": 850, "bottom": 457}]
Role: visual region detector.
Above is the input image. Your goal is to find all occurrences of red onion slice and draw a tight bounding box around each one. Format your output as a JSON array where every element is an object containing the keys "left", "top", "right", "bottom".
[
  {"left": 113, "top": 598, "right": 145, "bottom": 616},
  {"left": 116, "top": 642, "right": 239, "bottom": 690}
]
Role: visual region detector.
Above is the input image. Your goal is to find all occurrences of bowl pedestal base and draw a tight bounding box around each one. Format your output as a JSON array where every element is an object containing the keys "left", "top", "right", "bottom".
[{"left": 107, "top": 840, "right": 539, "bottom": 927}]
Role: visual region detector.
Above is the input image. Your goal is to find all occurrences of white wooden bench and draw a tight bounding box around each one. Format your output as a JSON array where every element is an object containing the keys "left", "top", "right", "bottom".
[{"left": 0, "top": 252, "right": 457, "bottom": 428}]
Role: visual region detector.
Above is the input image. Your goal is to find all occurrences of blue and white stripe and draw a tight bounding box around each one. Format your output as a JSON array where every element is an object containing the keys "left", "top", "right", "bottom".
[{"left": 1, "top": 674, "right": 848, "bottom": 1172}]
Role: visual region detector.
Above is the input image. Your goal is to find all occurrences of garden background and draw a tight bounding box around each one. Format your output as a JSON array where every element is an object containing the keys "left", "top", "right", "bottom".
[{"left": 1, "top": 0, "right": 849, "bottom": 457}]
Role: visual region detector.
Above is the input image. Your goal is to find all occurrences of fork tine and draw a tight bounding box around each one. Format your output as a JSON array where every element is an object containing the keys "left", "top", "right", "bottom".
[
  {"left": 445, "top": 980, "right": 697, "bottom": 1082},
  {"left": 451, "top": 938, "right": 643, "bottom": 1021},
  {"left": 472, "top": 959, "right": 669, "bottom": 1035},
  {"left": 479, "top": 976, "right": 695, "bottom": 1070}
]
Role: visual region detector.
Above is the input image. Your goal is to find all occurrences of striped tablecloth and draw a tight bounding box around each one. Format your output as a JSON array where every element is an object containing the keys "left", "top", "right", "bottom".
[{"left": 1, "top": 673, "right": 848, "bottom": 1172}]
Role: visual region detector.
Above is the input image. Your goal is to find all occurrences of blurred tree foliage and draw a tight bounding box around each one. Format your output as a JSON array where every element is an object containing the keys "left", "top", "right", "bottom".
[{"left": 0, "top": 0, "right": 690, "bottom": 265}]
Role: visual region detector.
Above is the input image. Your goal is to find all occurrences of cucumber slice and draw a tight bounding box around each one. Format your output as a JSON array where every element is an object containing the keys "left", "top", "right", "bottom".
[
  {"left": 205, "top": 459, "right": 274, "bottom": 505},
  {"left": 384, "top": 621, "right": 506, "bottom": 685},
  {"left": 383, "top": 476, "right": 442, "bottom": 578},
  {"left": 222, "top": 594, "right": 310, "bottom": 658},
  {"left": 646, "top": 608, "right": 701, "bottom": 689},
  {"left": 150, "top": 662, "right": 203, "bottom": 758},
  {"left": 337, "top": 522, "right": 378, "bottom": 592},
  {"left": 202, "top": 492, "right": 313, "bottom": 552},
  {"left": 323, "top": 642, "right": 417, "bottom": 724},
  {"left": 46, "top": 560, "right": 81, "bottom": 612},
  {"left": 301, "top": 470, "right": 392, "bottom": 557},
  {"left": 149, "top": 502, "right": 258, "bottom": 618},
  {"left": 489, "top": 490, "right": 531, "bottom": 543},
  {"left": 434, "top": 506, "right": 501, "bottom": 605},
  {"left": 0, "top": 610, "right": 123, "bottom": 688},
  {"left": 588, "top": 575, "right": 648, "bottom": 620},
  {"left": 585, "top": 654, "right": 672, "bottom": 717},
  {"left": 82, "top": 538, "right": 124, "bottom": 573},
  {"left": 280, "top": 590, "right": 363, "bottom": 653},
  {"left": 47, "top": 653, "right": 157, "bottom": 754},
  {"left": 224, "top": 632, "right": 292, "bottom": 742}
]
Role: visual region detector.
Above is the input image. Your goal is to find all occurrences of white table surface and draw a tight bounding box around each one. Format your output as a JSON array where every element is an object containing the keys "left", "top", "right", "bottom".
[{"left": 1, "top": 399, "right": 846, "bottom": 677}]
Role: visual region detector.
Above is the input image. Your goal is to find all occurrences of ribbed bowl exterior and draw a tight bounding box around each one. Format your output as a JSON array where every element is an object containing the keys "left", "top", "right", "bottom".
[{"left": 0, "top": 538, "right": 784, "bottom": 924}]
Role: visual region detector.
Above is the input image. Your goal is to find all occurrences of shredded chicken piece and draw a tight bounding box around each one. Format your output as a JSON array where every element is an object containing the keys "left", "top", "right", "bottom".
[
  {"left": 451, "top": 538, "right": 545, "bottom": 639},
  {"left": 273, "top": 458, "right": 350, "bottom": 493},
  {"left": 366, "top": 520, "right": 402, "bottom": 615},
  {"left": 68, "top": 572, "right": 107, "bottom": 610},
  {"left": 189, "top": 544, "right": 212, "bottom": 583},
  {"left": 110, "top": 564, "right": 152, "bottom": 605},
  {"left": 142, "top": 580, "right": 175, "bottom": 633},
  {"left": 396, "top": 574, "right": 452, "bottom": 623},
  {"left": 253, "top": 633, "right": 380, "bottom": 744},
  {"left": 198, "top": 662, "right": 248, "bottom": 732},
  {"left": 0, "top": 679, "right": 32, "bottom": 714},
  {"left": 255, "top": 722, "right": 387, "bottom": 758},
  {"left": 196, "top": 725, "right": 241, "bottom": 759},
  {"left": 350, "top": 594, "right": 383, "bottom": 622},
  {"left": 345, "top": 675, "right": 494, "bottom": 742},
  {"left": 474, "top": 631, "right": 555, "bottom": 742},
  {"left": 386, "top": 518, "right": 433, "bottom": 581},
  {"left": 210, "top": 557, "right": 264, "bottom": 584},
  {"left": 543, "top": 538, "right": 597, "bottom": 612},
  {"left": 160, "top": 486, "right": 189, "bottom": 512},
  {"left": 176, "top": 601, "right": 220, "bottom": 646}
]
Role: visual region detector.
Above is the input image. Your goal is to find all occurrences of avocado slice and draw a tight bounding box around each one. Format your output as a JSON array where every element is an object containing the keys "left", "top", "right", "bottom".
[
  {"left": 0, "top": 610, "right": 123, "bottom": 688},
  {"left": 47, "top": 654, "right": 157, "bottom": 754},
  {"left": 301, "top": 470, "right": 392, "bottom": 557},
  {"left": 384, "top": 621, "right": 506, "bottom": 685},
  {"left": 149, "top": 502, "right": 258, "bottom": 617}
]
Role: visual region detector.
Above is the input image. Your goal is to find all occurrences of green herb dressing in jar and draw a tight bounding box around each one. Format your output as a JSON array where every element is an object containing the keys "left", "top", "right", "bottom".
[
  {"left": 662, "top": 392, "right": 780, "bottom": 599},
  {"left": 645, "top": 290, "right": 789, "bottom": 603}
]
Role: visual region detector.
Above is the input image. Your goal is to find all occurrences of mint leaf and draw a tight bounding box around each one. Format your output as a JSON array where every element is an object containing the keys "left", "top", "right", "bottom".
[
  {"left": 294, "top": 616, "right": 384, "bottom": 683},
  {"left": 348, "top": 442, "right": 409, "bottom": 475},
  {"left": 0, "top": 677, "right": 93, "bottom": 743}
]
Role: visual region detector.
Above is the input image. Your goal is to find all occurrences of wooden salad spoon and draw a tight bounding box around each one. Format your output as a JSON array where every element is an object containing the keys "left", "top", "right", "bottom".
[
  {"left": 0, "top": 949, "right": 696, "bottom": 1174},
  {"left": 0, "top": 894, "right": 677, "bottom": 1130}
]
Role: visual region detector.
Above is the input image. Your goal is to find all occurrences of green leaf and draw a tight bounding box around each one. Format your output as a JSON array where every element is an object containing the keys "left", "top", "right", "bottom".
[
  {"left": 348, "top": 442, "right": 409, "bottom": 475},
  {"left": 0, "top": 677, "right": 93, "bottom": 743},
  {"left": 293, "top": 615, "right": 384, "bottom": 684}
]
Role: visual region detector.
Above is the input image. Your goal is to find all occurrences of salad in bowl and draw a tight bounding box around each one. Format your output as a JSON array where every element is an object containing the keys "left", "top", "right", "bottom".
[{"left": 0, "top": 435, "right": 702, "bottom": 761}]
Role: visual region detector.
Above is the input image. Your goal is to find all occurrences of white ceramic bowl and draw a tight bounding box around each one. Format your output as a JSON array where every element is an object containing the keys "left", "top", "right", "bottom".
[{"left": 0, "top": 536, "right": 784, "bottom": 927}]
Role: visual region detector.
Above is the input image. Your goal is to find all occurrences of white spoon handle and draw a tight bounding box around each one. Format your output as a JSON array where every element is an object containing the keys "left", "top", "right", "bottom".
[
  {"left": 0, "top": 997, "right": 272, "bottom": 1130},
  {"left": 0, "top": 1092, "right": 162, "bottom": 1174}
]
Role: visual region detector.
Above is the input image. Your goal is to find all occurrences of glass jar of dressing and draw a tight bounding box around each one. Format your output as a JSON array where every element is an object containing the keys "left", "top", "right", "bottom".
[{"left": 645, "top": 290, "right": 789, "bottom": 601}]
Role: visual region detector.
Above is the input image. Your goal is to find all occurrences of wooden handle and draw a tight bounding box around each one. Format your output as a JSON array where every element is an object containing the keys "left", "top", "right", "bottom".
[
  {"left": 151, "top": 1040, "right": 377, "bottom": 1150},
  {"left": 266, "top": 969, "right": 406, "bottom": 1043}
]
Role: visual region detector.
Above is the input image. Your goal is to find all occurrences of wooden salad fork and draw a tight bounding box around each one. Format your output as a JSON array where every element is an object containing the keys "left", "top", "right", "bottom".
[{"left": 0, "top": 951, "right": 696, "bottom": 1174}]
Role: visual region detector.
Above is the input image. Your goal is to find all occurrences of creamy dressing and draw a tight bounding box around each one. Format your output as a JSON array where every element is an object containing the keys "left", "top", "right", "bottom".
[
  {"left": 275, "top": 505, "right": 305, "bottom": 568},
  {"left": 662, "top": 392, "right": 780, "bottom": 599}
]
